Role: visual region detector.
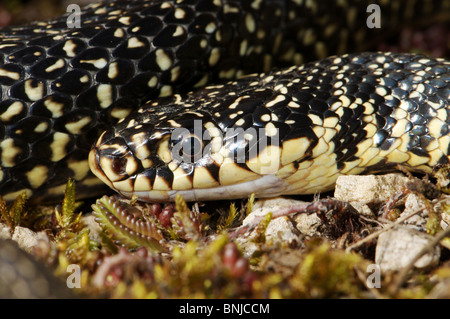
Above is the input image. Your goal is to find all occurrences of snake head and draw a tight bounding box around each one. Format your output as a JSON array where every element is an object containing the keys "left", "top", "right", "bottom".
[
  {"left": 89, "top": 99, "right": 290, "bottom": 202},
  {"left": 89, "top": 107, "right": 225, "bottom": 201}
]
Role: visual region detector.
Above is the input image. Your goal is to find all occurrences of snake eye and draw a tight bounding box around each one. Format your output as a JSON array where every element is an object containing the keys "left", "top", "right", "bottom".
[
  {"left": 181, "top": 135, "right": 203, "bottom": 158},
  {"left": 170, "top": 129, "right": 206, "bottom": 164}
]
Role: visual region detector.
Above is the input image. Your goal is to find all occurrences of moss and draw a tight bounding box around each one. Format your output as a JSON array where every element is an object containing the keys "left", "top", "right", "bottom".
[
  {"left": 3, "top": 176, "right": 450, "bottom": 299},
  {"left": 287, "top": 241, "right": 366, "bottom": 298},
  {"left": 251, "top": 212, "right": 272, "bottom": 244},
  {"left": 217, "top": 202, "right": 238, "bottom": 232},
  {"left": 0, "top": 192, "right": 28, "bottom": 231},
  {"left": 92, "top": 195, "right": 164, "bottom": 252}
]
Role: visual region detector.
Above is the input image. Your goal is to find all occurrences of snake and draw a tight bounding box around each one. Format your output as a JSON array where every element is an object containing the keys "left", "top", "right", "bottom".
[
  {"left": 90, "top": 51, "right": 450, "bottom": 202},
  {"left": 0, "top": 0, "right": 449, "bottom": 297}
]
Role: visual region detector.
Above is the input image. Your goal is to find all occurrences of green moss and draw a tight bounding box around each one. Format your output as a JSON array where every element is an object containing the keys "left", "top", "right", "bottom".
[
  {"left": 92, "top": 195, "right": 164, "bottom": 252},
  {"left": 289, "top": 242, "right": 365, "bottom": 298},
  {"left": 217, "top": 202, "right": 238, "bottom": 232},
  {"left": 55, "top": 179, "right": 83, "bottom": 239},
  {"left": 0, "top": 192, "right": 28, "bottom": 231}
]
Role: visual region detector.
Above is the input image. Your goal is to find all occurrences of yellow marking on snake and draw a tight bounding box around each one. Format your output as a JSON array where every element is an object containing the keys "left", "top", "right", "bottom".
[
  {"left": 280, "top": 137, "right": 310, "bottom": 165},
  {"left": 65, "top": 117, "right": 92, "bottom": 135},
  {"left": 113, "top": 179, "right": 134, "bottom": 192},
  {"left": 44, "top": 97, "right": 65, "bottom": 118},
  {"left": 45, "top": 59, "right": 65, "bottom": 73},
  {"left": 247, "top": 145, "right": 281, "bottom": 174},
  {"left": 429, "top": 118, "right": 445, "bottom": 138},
  {"left": 50, "top": 132, "right": 71, "bottom": 162},
  {"left": 157, "top": 139, "right": 172, "bottom": 163},
  {"left": 24, "top": 80, "right": 44, "bottom": 101},
  {"left": 0, "top": 101, "right": 24, "bottom": 122},
  {"left": 172, "top": 166, "right": 193, "bottom": 190},
  {"left": 97, "top": 84, "right": 113, "bottom": 108},
  {"left": 3, "top": 189, "right": 33, "bottom": 202},
  {"left": 193, "top": 166, "right": 220, "bottom": 188},
  {"left": 0, "top": 68, "right": 20, "bottom": 80},
  {"left": 0, "top": 138, "right": 21, "bottom": 167},
  {"left": 68, "top": 160, "right": 90, "bottom": 181},
  {"left": 219, "top": 159, "right": 259, "bottom": 185},
  {"left": 153, "top": 175, "right": 171, "bottom": 190},
  {"left": 26, "top": 165, "right": 49, "bottom": 189},
  {"left": 134, "top": 174, "right": 153, "bottom": 191}
]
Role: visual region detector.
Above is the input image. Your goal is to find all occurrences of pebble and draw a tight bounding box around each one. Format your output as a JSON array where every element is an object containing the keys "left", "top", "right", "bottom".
[
  {"left": 401, "top": 193, "right": 429, "bottom": 231},
  {"left": 334, "top": 173, "right": 409, "bottom": 206},
  {"left": 0, "top": 223, "right": 11, "bottom": 240},
  {"left": 11, "top": 226, "right": 49, "bottom": 254},
  {"left": 375, "top": 227, "right": 440, "bottom": 272},
  {"left": 238, "top": 199, "right": 301, "bottom": 250}
]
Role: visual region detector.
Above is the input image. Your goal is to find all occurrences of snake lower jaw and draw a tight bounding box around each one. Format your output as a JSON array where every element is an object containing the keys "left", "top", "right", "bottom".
[{"left": 115, "top": 175, "right": 293, "bottom": 203}]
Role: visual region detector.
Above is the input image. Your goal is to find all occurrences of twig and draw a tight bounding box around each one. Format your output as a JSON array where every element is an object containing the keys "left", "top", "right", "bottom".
[
  {"left": 345, "top": 206, "right": 427, "bottom": 253},
  {"left": 228, "top": 198, "right": 357, "bottom": 239}
]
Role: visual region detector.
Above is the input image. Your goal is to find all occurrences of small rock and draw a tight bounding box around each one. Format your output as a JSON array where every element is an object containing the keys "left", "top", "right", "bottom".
[
  {"left": 294, "top": 212, "right": 322, "bottom": 237},
  {"left": 242, "top": 198, "right": 304, "bottom": 245},
  {"left": 11, "top": 226, "right": 49, "bottom": 253},
  {"left": 375, "top": 227, "right": 440, "bottom": 272},
  {"left": 404, "top": 193, "right": 427, "bottom": 214},
  {"left": 346, "top": 201, "right": 374, "bottom": 217},
  {"left": 335, "top": 173, "right": 409, "bottom": 205},
  {"left": 0, "top": 223, "right": 11, "bottom": 240},
  {"left": 81, "top": 213, "right": 102, "bottom": 243},
  {"left": 427, "top": 278, "right": 450, "bottom": 298},
  {"left": 401, "top": 193, "right": 429, "bottom": 231}
]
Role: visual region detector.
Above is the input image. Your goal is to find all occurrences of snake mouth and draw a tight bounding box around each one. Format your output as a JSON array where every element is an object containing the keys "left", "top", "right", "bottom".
[
  {"left": 114, "top": 174, "right": 291, "bottom": 203},
  {"left": 89, "top": 138, "right": 291, "bottom": 202},
  {"left": 89, "top": 147, "right": 115, "bottom": 189},
  {"left": 89, "top": 127, "right": 293, "bottom": 202}
]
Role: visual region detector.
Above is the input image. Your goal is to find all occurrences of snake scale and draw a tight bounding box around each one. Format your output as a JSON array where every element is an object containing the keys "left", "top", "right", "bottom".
[{"left": 0, "top": 0, "right": 449, "bottom": 297}]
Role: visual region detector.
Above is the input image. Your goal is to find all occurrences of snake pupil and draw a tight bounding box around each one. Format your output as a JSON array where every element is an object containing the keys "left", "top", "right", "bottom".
[{"left": 181, "top": 136, "right": 202, "bottom": 159}]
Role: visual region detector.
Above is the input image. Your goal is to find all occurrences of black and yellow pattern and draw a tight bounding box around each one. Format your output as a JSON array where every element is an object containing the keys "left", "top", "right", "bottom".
[
  {"left": 90, "top": 52, "right": 450, "bottom": 201},
  {"left": 0, "top": 0, "right": 448, "bottom": 202},
  {"left": 0, "top": 0, "right": 449, "bottom": 298}
]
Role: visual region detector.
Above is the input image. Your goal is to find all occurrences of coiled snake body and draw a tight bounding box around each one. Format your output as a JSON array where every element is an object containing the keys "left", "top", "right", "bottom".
[
  {"left": 91, "top": 51, "right": 450, "bottom": 202},
  {"left": 0, "top": 0, "right": 449, "bottom": 297}
]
